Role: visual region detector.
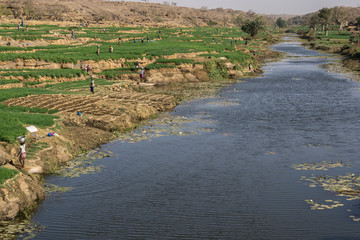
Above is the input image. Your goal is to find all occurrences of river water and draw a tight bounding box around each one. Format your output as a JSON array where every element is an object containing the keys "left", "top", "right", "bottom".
[{"left": 23, "top": 37, "right": 360, "bottom": 239}]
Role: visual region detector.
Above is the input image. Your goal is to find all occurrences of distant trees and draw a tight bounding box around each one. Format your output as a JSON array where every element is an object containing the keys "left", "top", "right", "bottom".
[
  {"left": 275, "top": 17, "right": 287, "bottom": 28},
  {"left": 308, "top": 15, "right": 320, "bottom": 31},
  {"left": 318, "top": 8, "right": 332, "bottom": 36},
  {"left": 241, "top": 17, "right": 265, "bottom": 37},
  {"left": 332, "top": 6, "right": 350, "bottom": 30}
]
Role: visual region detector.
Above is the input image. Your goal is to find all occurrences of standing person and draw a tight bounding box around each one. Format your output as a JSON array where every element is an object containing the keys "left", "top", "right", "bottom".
[
  {"left": 133, "top": 37, "right": 136, "bottom": 43},
  {"left": 71, "top": 30, "right": 75, "bottom": 39},
  {"left": 109, "top": 45, "right": 113, "bottom": 53},
  {"left": 118, "top": 37, "right": 122, "bottom": 46},
  {"left": 140, "top": 67, "right": 144, "bottom": 80},
  {"left": 17, "top": 137, "right": 26, "bottom": 168},
  {"left": 90, "top": 75, "right": 95, "bottom": 94},
  {"left": 135, "top": 61, "right": 139, "bottom": 70},
  {"left": 97, "top": 45, "right": 100, "bottom": 56},
  {"left": 86, "top": 64, "right": 91, "bottom": 73}
]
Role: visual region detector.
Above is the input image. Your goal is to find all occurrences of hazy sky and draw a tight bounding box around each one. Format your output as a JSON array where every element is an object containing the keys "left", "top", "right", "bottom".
[{"left": 119, "top": 0, "right": 360, "bottom": 15}]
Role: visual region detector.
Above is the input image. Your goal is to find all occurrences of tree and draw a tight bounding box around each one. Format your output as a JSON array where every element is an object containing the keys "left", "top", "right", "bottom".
[
  {"left": 318, "top": 8, "right": 333, "bottom": 36},
  {"left": 275, "top": 17, "right": 287, "bottom": 28},
  {"left": 332, "top": 6, "right": 349, "bottom": 30},
  {"left": 233, "top": 15, "right": 244, "bottom": 27},
  {"left": 241, "top": 17, "right": 266, "bottom": 37},
  {"left": 308, "top": 15, "right": 320, "bottom": 31}
]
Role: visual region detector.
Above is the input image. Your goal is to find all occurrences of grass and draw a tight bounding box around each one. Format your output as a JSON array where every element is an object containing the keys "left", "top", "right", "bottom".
[
  {"left": 0, "top": 167, "right": 18, "bottom": 185},
  {"left": 0, "top": 112, "right": 58, "bottom": 143},
  {"left": 100, "top": 68, "right": 137, "bottom": 79},
  {"left": 0, "top": 24, "right": 268, "bottom": 143},
  {"left": 0, "top": 69, "right": 86, "bottom": 79},
  {"left": 0, "top": 88, "right": 60, "bottom": 143},
  {"left": 26, "top": 142, "right": 49, "bottom": 158}
]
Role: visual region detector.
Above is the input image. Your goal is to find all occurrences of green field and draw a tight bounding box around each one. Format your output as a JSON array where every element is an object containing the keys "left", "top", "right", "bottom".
[{"left": 0, "top": 24, "right": 267, "bottom": 144}]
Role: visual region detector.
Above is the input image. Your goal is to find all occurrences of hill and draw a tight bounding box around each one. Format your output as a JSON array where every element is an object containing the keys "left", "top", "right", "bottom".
[
  {"left": 0, "top": 0, "right": 253, "bottom": 27},
  {"left": 288, "top": 6, "right": 360, "bottom": 27}
]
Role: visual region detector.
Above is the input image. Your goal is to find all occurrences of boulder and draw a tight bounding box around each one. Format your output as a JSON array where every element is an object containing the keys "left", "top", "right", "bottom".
[
  {"left": 0, "top": 148, "right": 12, "bottom": 165},
  {"left": 184, "top": 73, "right": 198, "bottom": 82},
  {"left": 61, "top": 63, "right": 75, "bottom": 69}
]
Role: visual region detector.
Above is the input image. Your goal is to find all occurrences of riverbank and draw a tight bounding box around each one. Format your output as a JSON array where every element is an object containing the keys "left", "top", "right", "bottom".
[
  {"left": 0, "top": 21, "right": 283, "bottom": 227},
  {"left": 294, "top": 30, "right": 360, "bottom": 75}
]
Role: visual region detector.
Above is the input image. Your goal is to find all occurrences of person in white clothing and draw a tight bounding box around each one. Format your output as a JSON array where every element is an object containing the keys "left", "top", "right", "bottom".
[{"left": 18, "top": 138, "right": 26, "bottom": 167}]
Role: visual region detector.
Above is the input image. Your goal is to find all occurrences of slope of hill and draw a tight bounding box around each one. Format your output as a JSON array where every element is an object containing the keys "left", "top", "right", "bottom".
[
  {"left": 288, "top": 6, "right": 360, "bottom": 26},
  {"left": 0, "top": 0, "right": 251, "bottom": 27}
]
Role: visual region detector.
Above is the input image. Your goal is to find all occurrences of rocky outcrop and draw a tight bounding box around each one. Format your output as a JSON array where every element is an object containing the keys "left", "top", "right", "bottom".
[
  {"left": 0, "top": 166, "right": 44, "bottom": 220},
  {"left": 0, "top": 148, "right": 12, "bottom": 165}
]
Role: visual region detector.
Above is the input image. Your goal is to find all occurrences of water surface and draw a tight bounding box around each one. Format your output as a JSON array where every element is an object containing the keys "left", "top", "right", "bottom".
[{"left": 26, "top": 37, "right": 360, "bottom": 239}]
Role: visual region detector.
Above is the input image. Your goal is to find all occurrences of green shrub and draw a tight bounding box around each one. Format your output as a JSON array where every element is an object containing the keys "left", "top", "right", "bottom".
[
  {"left": 0, "top": 167, "right": 18, "bottom": 185},
  {"left": 204, "top": 60, "right": 228, "bottom": 80},
  {"left": 145, "top": 64, "right": 177, "bottom": 70},
  {"left": 156, "top": 58, "right": 195, "bottom": 65}
]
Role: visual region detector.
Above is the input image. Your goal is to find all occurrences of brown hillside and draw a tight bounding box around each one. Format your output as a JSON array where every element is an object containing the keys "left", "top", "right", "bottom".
[{"left": 0, "top": 0, "right": 253, "bottom": 27}]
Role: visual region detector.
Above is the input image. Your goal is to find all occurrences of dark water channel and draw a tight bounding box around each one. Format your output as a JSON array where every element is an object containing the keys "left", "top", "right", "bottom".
[{"left": 24, "top": 37, "right": 360, "bottom": 239}]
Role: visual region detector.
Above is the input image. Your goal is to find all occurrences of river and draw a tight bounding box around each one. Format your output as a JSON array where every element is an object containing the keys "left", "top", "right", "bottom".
[{"left": 21, "top": 37, "right": 360, "bottom": 239}]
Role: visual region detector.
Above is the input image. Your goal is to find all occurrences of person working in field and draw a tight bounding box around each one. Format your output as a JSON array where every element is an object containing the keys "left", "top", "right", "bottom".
[
  {"left": 109, "top": 45, "right": 113, "bottom": 53},
  {"left": 97, "top": 45, "right": 100, "bottom": 56},
  {"left": 140, "top": 67, "right": 145, "bottom": 80},
  {"left": 90, "top": 75, "right": 95, "bottom": 94}
]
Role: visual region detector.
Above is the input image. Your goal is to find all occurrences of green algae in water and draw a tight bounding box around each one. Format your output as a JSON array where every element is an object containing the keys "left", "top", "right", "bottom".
[
  {"left": 54, "top": 149, "right": 113, "bottom": 178},
  {"left": 0, "top": 220, "right": 45, "bottom": 240},
  {"left": 292, "top": 160, "right": 349, "bottom": 171},
  {"left": 206, "top": 99, "right": 241, "bottom": 106},
  {"left": 294, "top": 160, "right": 360, "bottom": 221},
  {"left": 301, "top": 174, "right": 360, "bottom": 200},
  {"left": 44, "top": 183, "right": 74, "bottom": 195},
  {"left": 119, "top": 113, "right": 216, "bottom": 143},
  {"left": 304, "top": 199, "right": 344, "bottom": 210}
]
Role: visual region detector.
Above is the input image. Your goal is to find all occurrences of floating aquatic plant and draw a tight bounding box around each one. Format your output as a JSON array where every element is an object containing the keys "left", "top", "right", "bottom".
[
  {"left": 292, "top": 160, "right": 349, "bottom": 171},
  {"left": 0, "top": 220, "right": 45, "bottom": 240},
  {"left": 54, "top": 149, "right": 113, "bottom": 178},
  {"left": 119, "top": 113, "right": 215, "bottom": 143},
  {"left": 304, "top": 199, "right": 344, "bottom": 210}
]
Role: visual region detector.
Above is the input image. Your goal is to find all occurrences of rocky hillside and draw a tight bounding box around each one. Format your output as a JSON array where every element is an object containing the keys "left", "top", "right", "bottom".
[{"left": 0, "top": 0, "right": 252, "bottom": 27}]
